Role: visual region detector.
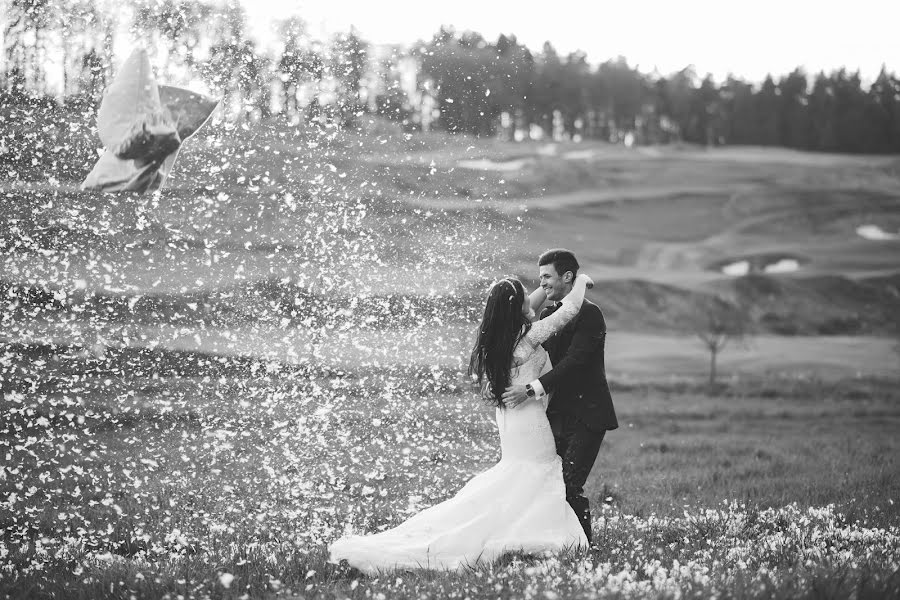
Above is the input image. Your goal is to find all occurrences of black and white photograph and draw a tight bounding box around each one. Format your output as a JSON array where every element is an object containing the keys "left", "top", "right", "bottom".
[{"left": 1, "top": 0, "right": 899, "bottom": 597}]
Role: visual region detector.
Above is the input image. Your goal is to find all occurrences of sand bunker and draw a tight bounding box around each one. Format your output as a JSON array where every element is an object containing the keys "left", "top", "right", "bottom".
[
  {"left": 563, "top": 149, "right": 596, "bottom": 160},
  {"left": 718, "top": 254, "right": 804, "bottom": 276},
  {"left": 857, "top": 225, "right": 899, "bottom": 240},
  {"left": 457, "top": 158, "right": 532, "bottom": 171},
  {"left": 722, "top": 261, "right": 750, "bottom": 276},
  {"left": 763, "top": 258, "right": 800, "bottom": 273}
]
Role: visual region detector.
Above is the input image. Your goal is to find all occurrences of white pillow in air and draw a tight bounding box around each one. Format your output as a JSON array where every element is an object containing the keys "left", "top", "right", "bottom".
[
  {"left": 96, "top": 48, "right": 178, "bottom": 158},
  {"left": 83, "top": 48, "right": 219, "bottom": 193}
]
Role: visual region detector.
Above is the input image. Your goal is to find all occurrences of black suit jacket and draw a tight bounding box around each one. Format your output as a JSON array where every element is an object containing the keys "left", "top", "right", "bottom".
[{"left": 538, "top": 299, "right": 618, "bottom": 432}]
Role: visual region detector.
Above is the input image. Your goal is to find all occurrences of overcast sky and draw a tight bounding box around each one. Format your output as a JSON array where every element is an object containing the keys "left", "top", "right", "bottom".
[{"left": 239, "top": 0, "right": 898, "bottom": 83}]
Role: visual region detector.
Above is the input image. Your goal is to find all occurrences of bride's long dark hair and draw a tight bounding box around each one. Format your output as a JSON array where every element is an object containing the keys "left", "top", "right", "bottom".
[{"left": 468, "top": 277, "right": 532, "bottom": 407}]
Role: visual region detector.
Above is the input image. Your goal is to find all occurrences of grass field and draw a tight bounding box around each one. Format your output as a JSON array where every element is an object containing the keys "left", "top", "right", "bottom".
[
  {"left": 2, "top": 115, "right": 900, "bottom": 597},
  {"left": 2, "top": 342, "right": 899, "bottom": 598}
]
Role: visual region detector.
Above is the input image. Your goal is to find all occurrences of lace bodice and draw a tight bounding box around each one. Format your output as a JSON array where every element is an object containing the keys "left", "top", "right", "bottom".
[{"left": 509, "top": 281, "right": 584, "bottom": 389}]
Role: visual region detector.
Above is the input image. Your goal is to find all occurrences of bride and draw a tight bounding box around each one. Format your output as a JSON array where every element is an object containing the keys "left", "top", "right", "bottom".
[{"left": 328, "top": 273, "right": 593, "bottom": 573}]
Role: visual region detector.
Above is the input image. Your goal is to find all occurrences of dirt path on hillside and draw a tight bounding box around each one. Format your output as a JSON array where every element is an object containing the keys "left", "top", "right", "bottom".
[
  {"left": 401, "top": 182, "right": 757, "bottom": 214},
  {"left": 607, "top": 332, "right": 898, "bottom": 381},
  {"left": 5, "top": 318, "right": 895, "bottom": 380}
]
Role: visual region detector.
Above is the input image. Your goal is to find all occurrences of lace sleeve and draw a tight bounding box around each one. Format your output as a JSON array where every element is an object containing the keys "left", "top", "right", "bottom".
[{"left": 525, "top": 276, "right": 587, "bottom": 347}]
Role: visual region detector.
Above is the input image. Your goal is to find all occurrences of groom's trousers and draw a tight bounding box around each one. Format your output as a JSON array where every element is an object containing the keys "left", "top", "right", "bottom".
[{"left": 548, "top": 411, "right": 606, "bottom": 544}]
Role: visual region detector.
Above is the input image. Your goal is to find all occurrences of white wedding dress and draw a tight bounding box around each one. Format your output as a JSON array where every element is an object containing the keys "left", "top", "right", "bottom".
[{"left": 328, "top": 283, "right": 588, "bottom": 573}]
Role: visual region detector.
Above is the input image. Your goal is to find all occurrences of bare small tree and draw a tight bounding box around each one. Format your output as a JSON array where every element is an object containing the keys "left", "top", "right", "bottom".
[{"left": 693, "top": 296, "right": 748, "bottom": 386}]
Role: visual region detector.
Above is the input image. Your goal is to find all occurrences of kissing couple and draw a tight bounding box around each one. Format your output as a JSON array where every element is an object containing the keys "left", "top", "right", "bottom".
[{"left": 329, "top": 249, "right": 618, "bottom": 573}]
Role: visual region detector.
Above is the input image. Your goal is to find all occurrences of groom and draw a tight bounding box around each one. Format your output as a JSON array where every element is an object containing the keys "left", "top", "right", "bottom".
[{"left": 502, "top": 248, "right": 618, "bottom": 545}]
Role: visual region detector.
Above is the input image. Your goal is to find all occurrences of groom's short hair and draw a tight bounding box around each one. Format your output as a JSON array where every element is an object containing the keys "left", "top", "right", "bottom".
[{"left": 539, "top": 248, "right": 579, "bottom": 278}]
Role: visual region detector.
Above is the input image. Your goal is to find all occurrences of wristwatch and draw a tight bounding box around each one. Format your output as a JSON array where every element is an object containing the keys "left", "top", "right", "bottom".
[{"left": 525, "top": 384, "right": 536, "bottom": 398}]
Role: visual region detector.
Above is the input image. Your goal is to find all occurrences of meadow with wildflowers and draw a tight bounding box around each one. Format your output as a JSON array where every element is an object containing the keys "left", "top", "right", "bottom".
[{"left": 2, "top": 340, "right": 898, "bottom": 598}]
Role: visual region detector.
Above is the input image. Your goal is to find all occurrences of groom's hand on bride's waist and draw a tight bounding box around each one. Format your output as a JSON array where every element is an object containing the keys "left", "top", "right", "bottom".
[
  {"left": 501, "top": 385, "right": 529, "bottom": 408},
  {"left": 502, "top": 381, "right": 545, "bottom": 409}
]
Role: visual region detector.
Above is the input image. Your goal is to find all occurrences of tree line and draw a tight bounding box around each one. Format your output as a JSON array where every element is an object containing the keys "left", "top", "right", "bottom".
[{"left": 3, "top": 0, "right": 899, "bottom": 154}]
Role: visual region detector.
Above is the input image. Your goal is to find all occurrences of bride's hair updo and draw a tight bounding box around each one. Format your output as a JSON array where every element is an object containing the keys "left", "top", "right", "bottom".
[{"left": 468, "top": 277, "right": 532, "bottom": 407}]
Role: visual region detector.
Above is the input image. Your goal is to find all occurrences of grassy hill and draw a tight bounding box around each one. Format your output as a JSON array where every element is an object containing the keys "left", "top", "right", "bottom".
[{"left": 2, "top": 113, "right": 900, "bottom": 380}]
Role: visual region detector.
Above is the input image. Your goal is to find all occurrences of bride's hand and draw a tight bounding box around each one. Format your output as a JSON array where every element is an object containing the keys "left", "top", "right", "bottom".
[{"left": 577, "top": 273, "right": 594, "bottom": 289}]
